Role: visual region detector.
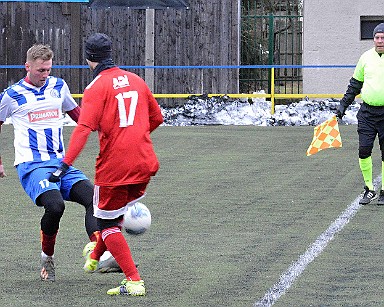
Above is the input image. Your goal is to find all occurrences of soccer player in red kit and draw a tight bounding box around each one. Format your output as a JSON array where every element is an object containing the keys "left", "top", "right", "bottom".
[{"left": 49, "top": 33, "right": 163, "bottom": 296}]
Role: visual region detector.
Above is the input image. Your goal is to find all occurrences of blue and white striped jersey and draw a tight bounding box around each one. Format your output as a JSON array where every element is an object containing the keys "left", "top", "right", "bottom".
[{"left": 0, "top": 76, "right": 78, "bottom": 166}]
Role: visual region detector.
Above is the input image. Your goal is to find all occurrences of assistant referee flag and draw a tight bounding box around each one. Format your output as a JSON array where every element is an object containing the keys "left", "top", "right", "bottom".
[{"left": 306, "top": 116, "right": 342, "bottom": 156}]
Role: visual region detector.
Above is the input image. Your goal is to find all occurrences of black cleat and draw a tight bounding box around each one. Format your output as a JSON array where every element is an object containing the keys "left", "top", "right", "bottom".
[
  {"left": 359, "top": 186, "right": 377, "bottom": 205},
  {"left": 377, "top": 190, "right": 384, "bottom": 206}
]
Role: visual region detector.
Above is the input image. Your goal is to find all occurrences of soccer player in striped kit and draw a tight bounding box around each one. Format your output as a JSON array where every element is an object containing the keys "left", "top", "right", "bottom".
[{"left": 0, "top": 44, "right": 107, "bottom": 281}]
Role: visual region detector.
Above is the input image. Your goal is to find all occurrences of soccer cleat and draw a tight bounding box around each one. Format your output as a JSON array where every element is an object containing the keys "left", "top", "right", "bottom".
[
  {"left": 359, "top": 186, "right": 378, "bottom": 205},
  {"left": 82, "top": 241, "right": 97, "bottom": 258},
  {"left": 83, "top": 241, "right": 123, "bottom": 273},
  {"left": 377, "top": 190, "right": 384, "bottom": 206},
  {"left": 97, "top": 251, "right": 123, "bottom": 273},
  {"left": 107, "top": 279, "right": 146, "bottom": 296},
  {"left": 40, "top": 255, "right": 55, "bottom": 282},
  {"left": 84, "top": 250, "right": 99, "bottom": 273},
  {"left": 83, "top": 241, "right": 99, "bottom": 273}
]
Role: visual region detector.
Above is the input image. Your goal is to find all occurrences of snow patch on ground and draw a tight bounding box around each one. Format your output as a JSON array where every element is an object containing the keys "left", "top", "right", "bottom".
[{"left": 160, "top": 96, "right": 358, "bottom": 126}]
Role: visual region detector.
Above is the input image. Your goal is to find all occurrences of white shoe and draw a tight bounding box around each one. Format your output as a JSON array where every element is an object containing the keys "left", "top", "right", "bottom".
[
  {"left": 97, "top": 251, "right": 122, "bottom": 273},
  {"left": 40, "top": 253, "right": 55, "bottom": 281}
]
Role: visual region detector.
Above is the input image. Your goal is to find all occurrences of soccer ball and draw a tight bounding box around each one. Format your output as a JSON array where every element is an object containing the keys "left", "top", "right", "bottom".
[{"left": 123, "top": 202, "right": 151, "bottom": 235}]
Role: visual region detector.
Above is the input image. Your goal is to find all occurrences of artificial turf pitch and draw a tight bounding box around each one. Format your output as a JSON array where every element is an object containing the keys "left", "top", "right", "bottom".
[{"left": 1, "top": 124, "right": 384, "bottom": 306}]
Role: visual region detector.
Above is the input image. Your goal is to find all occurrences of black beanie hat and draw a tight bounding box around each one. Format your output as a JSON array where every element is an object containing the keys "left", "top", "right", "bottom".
[
  {"left": 373, "top": 23, "right": 384, "bottom": 37},
  {"left": 85, "top": 33, "right": 112, "bottom": 62}
]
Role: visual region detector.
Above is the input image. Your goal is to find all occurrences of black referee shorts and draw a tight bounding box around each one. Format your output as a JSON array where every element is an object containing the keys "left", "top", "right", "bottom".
[{"left": 357, "top": 102, "right": 384, "bottom": 149}]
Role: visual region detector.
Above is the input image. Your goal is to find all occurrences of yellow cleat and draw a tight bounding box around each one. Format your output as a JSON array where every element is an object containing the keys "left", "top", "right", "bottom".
[
  {"left": 82, "top": 241, "right": 97, "bottom": 258},
  {"left": 107, "top": 279, "right": 146, "bottom": 296},
  {"left": 83, "top": 251, "right": 99, "bottom": 273}
]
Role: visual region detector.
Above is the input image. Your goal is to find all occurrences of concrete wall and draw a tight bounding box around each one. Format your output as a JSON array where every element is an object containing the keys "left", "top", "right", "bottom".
[{"left": 302, "top": 0, "right": 384, "bottom": 95}]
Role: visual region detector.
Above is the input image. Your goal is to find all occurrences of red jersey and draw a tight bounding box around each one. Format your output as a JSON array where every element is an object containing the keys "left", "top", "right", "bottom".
[{"left": 77, "top": 67, "right": 163, "bottom": 186}]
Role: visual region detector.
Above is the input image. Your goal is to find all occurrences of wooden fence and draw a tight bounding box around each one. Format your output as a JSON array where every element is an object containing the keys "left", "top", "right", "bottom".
[{"left": 0, "top": 1, "right": 240, "bottom": 106}]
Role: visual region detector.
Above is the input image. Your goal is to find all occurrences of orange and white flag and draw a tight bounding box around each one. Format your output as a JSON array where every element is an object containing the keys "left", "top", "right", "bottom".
[{"left": 306, "top": 116, "right": 342, "bottom": 156}]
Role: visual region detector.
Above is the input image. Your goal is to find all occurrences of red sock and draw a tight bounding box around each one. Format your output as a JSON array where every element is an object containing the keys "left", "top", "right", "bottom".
[
  {"left": 40, "top": 230, "right": 57, "bottom": 256},
  {"left": 91, "top": 231, "right": 107, "bottom": 260},
  {"left": 102, "top": 227, "right": 141, "bottom": 280},
  {"left": 89, "top": 231, "right": 97, "bottom": 242}
]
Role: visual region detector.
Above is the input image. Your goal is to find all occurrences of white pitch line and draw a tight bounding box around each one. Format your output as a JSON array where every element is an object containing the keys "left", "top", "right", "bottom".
[{"left": 253, "top": 176, "right": 381, "bottom": 307}]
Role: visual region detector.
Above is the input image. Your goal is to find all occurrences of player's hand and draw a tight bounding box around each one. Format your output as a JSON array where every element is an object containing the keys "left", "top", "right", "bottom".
[
  {"left": 0, "top": 164, "right": 6, "bottom": 178},
  {"left": 48, "top": 162, "right": 69, "bottom": 182}
]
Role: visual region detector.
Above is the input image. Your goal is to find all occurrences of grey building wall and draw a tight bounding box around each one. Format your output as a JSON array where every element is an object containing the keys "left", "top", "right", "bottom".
[{"left": 302, "top": 0, "right": 383, "bottom": 95}]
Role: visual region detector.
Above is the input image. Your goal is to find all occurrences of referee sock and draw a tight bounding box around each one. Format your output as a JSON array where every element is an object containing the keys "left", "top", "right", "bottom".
[{"left": 359, "top": 156, "right": 373, "bottom": 190}]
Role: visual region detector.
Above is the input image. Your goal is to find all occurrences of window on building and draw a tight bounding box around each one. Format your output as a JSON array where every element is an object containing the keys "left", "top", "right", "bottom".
[{"left": 361, "top": 16, "right": 384, "bottom": 40}]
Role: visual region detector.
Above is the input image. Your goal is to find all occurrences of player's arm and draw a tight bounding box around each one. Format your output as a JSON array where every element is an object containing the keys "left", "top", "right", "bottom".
[
  {"left": 147, "top": 92, "right": 164, "bottom": 132},
  {"left": 0, "top": 121, "right": 6, "bottom": 178},
  {"left": 48, "top": 124, "right": 92, "bottom": 182},
  {"left": 337, "top": 55, "right": 364, "bottom": 119},
  {"left": 67, "top": 106, "right": 81, "bottom": 123},
  {"left": 61, "top": 79, "right": 81, "bottom": 123},
  {"left": 62, "top": 123, "right": 92, "bottom": 166},
  {"left": 336, "top": 77, "right": 363, "bottom": 119}
]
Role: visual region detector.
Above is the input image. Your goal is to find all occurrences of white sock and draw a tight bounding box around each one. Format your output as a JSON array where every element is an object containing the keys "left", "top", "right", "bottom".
[{"left": 41, "top": 251, "right": 54, "bottom": 259}]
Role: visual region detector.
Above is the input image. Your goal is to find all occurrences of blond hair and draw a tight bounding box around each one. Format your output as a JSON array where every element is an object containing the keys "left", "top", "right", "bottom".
[{"left": 26, "top": 44, "right": 53, "bottom": 62}]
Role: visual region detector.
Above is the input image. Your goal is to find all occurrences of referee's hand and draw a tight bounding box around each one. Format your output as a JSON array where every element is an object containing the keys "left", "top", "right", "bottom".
[{"left": 336, "top": 105, "right": 346, "bottom": 119}]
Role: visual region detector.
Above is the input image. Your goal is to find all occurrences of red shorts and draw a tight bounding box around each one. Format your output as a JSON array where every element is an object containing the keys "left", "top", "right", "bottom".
[{"left": 93, "top": 183, "right": 148, "bottom": 219}]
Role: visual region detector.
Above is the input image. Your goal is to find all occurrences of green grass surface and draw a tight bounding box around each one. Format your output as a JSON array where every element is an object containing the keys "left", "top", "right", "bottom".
[{"left": 1, "top": 124, "right": 384, "bottom": 306}]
